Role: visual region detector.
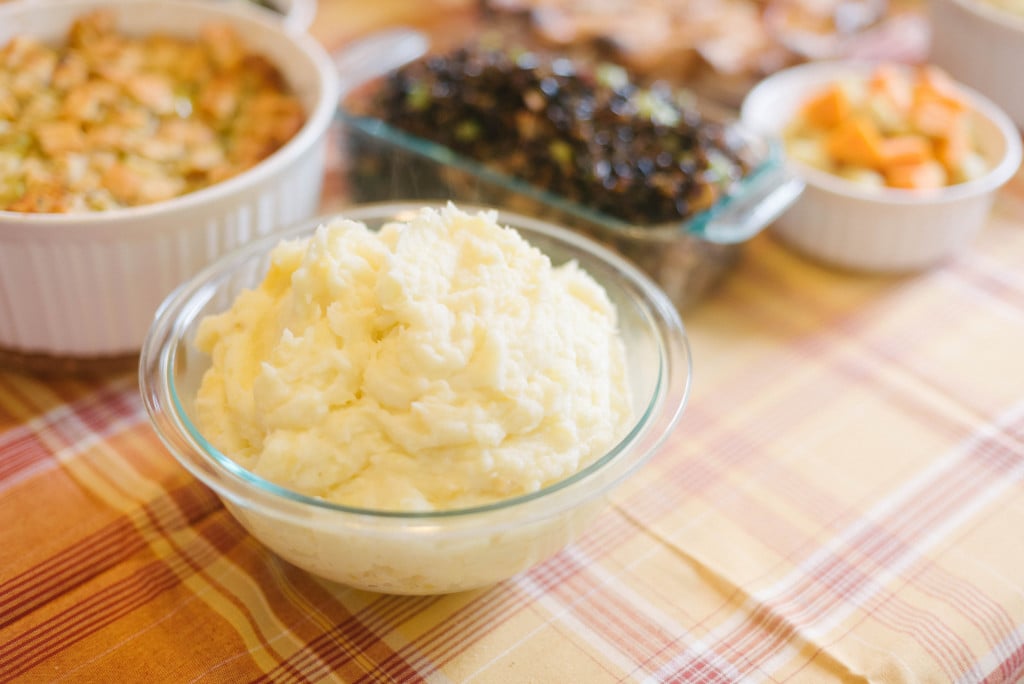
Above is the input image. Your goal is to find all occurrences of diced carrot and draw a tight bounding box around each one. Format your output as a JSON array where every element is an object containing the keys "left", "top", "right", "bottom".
[
  {"left": 912, "top": 97, "right": 963, "bottom": 137},
  {"left": 884, "top": 160, "right": 948, "bottom": 189},
  {"left": 878, "top": 135, "right": 933, "bottom": 168},
  {"left": 825, "top": 116, "right": 883, "bottom": 168},
  {"left": 935, "top": 115, "right": 971, "bottom": 172},
  {"left": 800, "top": 85, "right": 851, "bottom": 129},
  {"left": 917, "top": 65, "right": 968, "bottom": 111}
]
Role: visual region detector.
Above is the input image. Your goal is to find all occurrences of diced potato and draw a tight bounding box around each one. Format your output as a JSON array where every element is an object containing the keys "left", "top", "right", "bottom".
[
  {"left": 951, "top": 152, "right": 989, "bottom": 184},
  {"left": 787, "top": 137, "right": 832, "bottom": 171},
  {"left": 837, "top": 166, "right": 886, "bottom": 188},
  {"left": 867, "top": 93, "right": 911, "bottom": 135},
  {"left": 837, "top": 78, "right": 868, "bottom": 109}
]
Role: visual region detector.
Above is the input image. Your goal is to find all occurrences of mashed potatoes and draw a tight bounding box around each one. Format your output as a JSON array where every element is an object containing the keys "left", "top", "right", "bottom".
[{"left": 194, "top": 204, "right": 632, "bottom": 512}]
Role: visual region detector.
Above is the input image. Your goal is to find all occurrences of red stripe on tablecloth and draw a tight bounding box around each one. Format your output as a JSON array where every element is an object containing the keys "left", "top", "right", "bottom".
[
  {"left": 0, "top": 560, "right": 182, "bottom": 683},
  {"left": 721, "top": 436, "right": 1020, "bottom": 677},
  {"left": 623, "top": 281, "right": 974, "bottom": 529},
  {"left": 622, "top": 421, "right": 1007, "bottom": 679},
  {"left": 131, "top": 499, "right": 333, "bottom": 678},
  {"left": 523, "top": 549, "right": 666, "bottom": 675},
  {"left": 354, "top": 594, "right": 437, "bottom": 638},
  {"left": 982, "top": 639, "right": 1024, "bottom": 684},
  {"left": 350, "top": 580, "right": 549, "bottom": 680},
  {"left": 706, "top": 461, "right": 1010, "bottom": 678},
  {"left": 1, "top": 378, "right": 339, "bottom": 677},
  {"left": 0, "top": 486, "right": 229, "bottom": 676},
  {"left": 619, "top": 359, "right": 928, "bottom": 630},
  {"left": 647, "top": 430, "right": 1015, "bottom": 675},
  {"left": 243, "top": 558, "right": 433, "bottom": 683},
  {"left": 662, "top": 658, "right": 737, "bottom": 684},
  {"left": 0, "top": 429, "right": 52, "bottom": 484},
  {"left": 737, "top": 451, "right": 1018, "bottom": 674},
  {"left": 359, "top": 592, "right": 491, "bottom": 675},
  {"left": 641, "top": 274, "right": 1013, "bottom": 675},
  {"left": 0, "top": 514, "right": 242, "bottom": 683},
  {"left": 915, "top": 566, "right": 1019, "bottom": 673},
  {"left": 954, "top": 255, "right": 1024, "bottom": 312},
  {"left": 253, "top": 565, "right": 458, "bottom": 682},
  {"left": 663, "top": 427, "right": 1023, "bottom": 680},
  {"left": 0, "top": 380, "right": 141, "bottom": 488},
  {"left": 252, "top": 607, "right": 430, "bottom": 684},
  {"left": 64, "top": 384, "right": 140, "bottom": 436},
  {"left": 433, "top": 513, "right": 638, "bottom": 660},
  {"left": 255, "top": 584, "right": 445, "bottom": 682},
  {"left": 739, "top": 256, "right": 992, "bottom": 439},
  {"left": 0, "top": 517, "right": 142, "bottom": 629},
  {"left": 547, "top": 552, "right": 745, "bottom": 683},
  {"left": 867, "top": 587, "right": 976, "bottom": 677},
  {"left": 249, "top": 566, "right": 439, "bottom": 683},
  {"left": 315, "top": 510, "right": 644, "bottom": 681},
  {"left": 603, "top": 264, "right": 988, "bottom": 672},
  {"left": 720, "top": 331, "right": 1015, "bottom": 671},
  {"left": 0, "top": 484, "right": 219, "bottom": 630}
]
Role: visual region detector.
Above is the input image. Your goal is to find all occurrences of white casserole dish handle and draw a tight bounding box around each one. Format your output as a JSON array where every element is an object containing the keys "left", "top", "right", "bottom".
[{"left": 333, "top": 28, "right": 428, "bottom": 98}]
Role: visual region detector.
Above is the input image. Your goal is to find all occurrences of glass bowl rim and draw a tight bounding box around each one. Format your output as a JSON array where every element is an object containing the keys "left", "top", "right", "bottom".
[{"left": 140, "top": 201, "right": 692, "bottom": 522}]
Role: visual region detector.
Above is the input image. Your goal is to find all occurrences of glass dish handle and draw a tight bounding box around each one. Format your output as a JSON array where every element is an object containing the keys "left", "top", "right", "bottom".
[
  {"left": 333, "top": 28, "right": 429, "bottom": 98},
  {"left": 695, "top": 166, "right": 804, "bottom": 244}
]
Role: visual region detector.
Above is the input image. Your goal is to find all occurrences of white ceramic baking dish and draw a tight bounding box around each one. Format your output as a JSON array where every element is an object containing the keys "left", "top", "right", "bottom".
[{"left": 0, "top": 0, "right": 338, "bottom": 369}]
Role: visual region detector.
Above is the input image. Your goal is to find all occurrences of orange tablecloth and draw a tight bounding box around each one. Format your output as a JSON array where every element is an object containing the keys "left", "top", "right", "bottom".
[{"left": 4, "top": 3, "right": 1024, "bottom": 682}]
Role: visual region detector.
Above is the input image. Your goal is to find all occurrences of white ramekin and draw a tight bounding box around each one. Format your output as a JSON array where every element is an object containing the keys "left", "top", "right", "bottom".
[
  {"left": 0, "top": 0, "right": 338, "bottom": 363},
  {"left": 740, "top": 61, "right": 1022, "bottom": 272},
  {"left": 930, "top": 0, "right": 1024, "bottom": 131}
]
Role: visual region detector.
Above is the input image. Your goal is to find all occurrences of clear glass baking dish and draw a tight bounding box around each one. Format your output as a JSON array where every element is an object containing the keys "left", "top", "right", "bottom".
[{"left": 333, "top": 30, "right": 804, "bottom": 310}]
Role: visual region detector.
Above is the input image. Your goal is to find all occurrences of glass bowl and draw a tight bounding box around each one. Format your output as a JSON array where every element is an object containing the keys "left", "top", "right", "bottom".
[
  {"left": 139, "top": 202, "right": 691, "bottom": 595},
  {"left": 333, "top": 30, "right": 804, "bottom": 312}
]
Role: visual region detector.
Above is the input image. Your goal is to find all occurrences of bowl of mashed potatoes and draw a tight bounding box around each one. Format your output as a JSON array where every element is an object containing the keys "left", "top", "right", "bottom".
[{"left": 140, "top": 203, "right": 691, "bottom": 594}]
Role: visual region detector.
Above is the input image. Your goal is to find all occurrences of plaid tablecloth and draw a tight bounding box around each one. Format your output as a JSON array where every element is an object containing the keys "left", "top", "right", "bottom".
[
  {"left": 5, "top": 180, "right": 1024, "bottom": 684},
  {"left": 4, "top": 5, "right": 1024, "bottom": 683}
]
